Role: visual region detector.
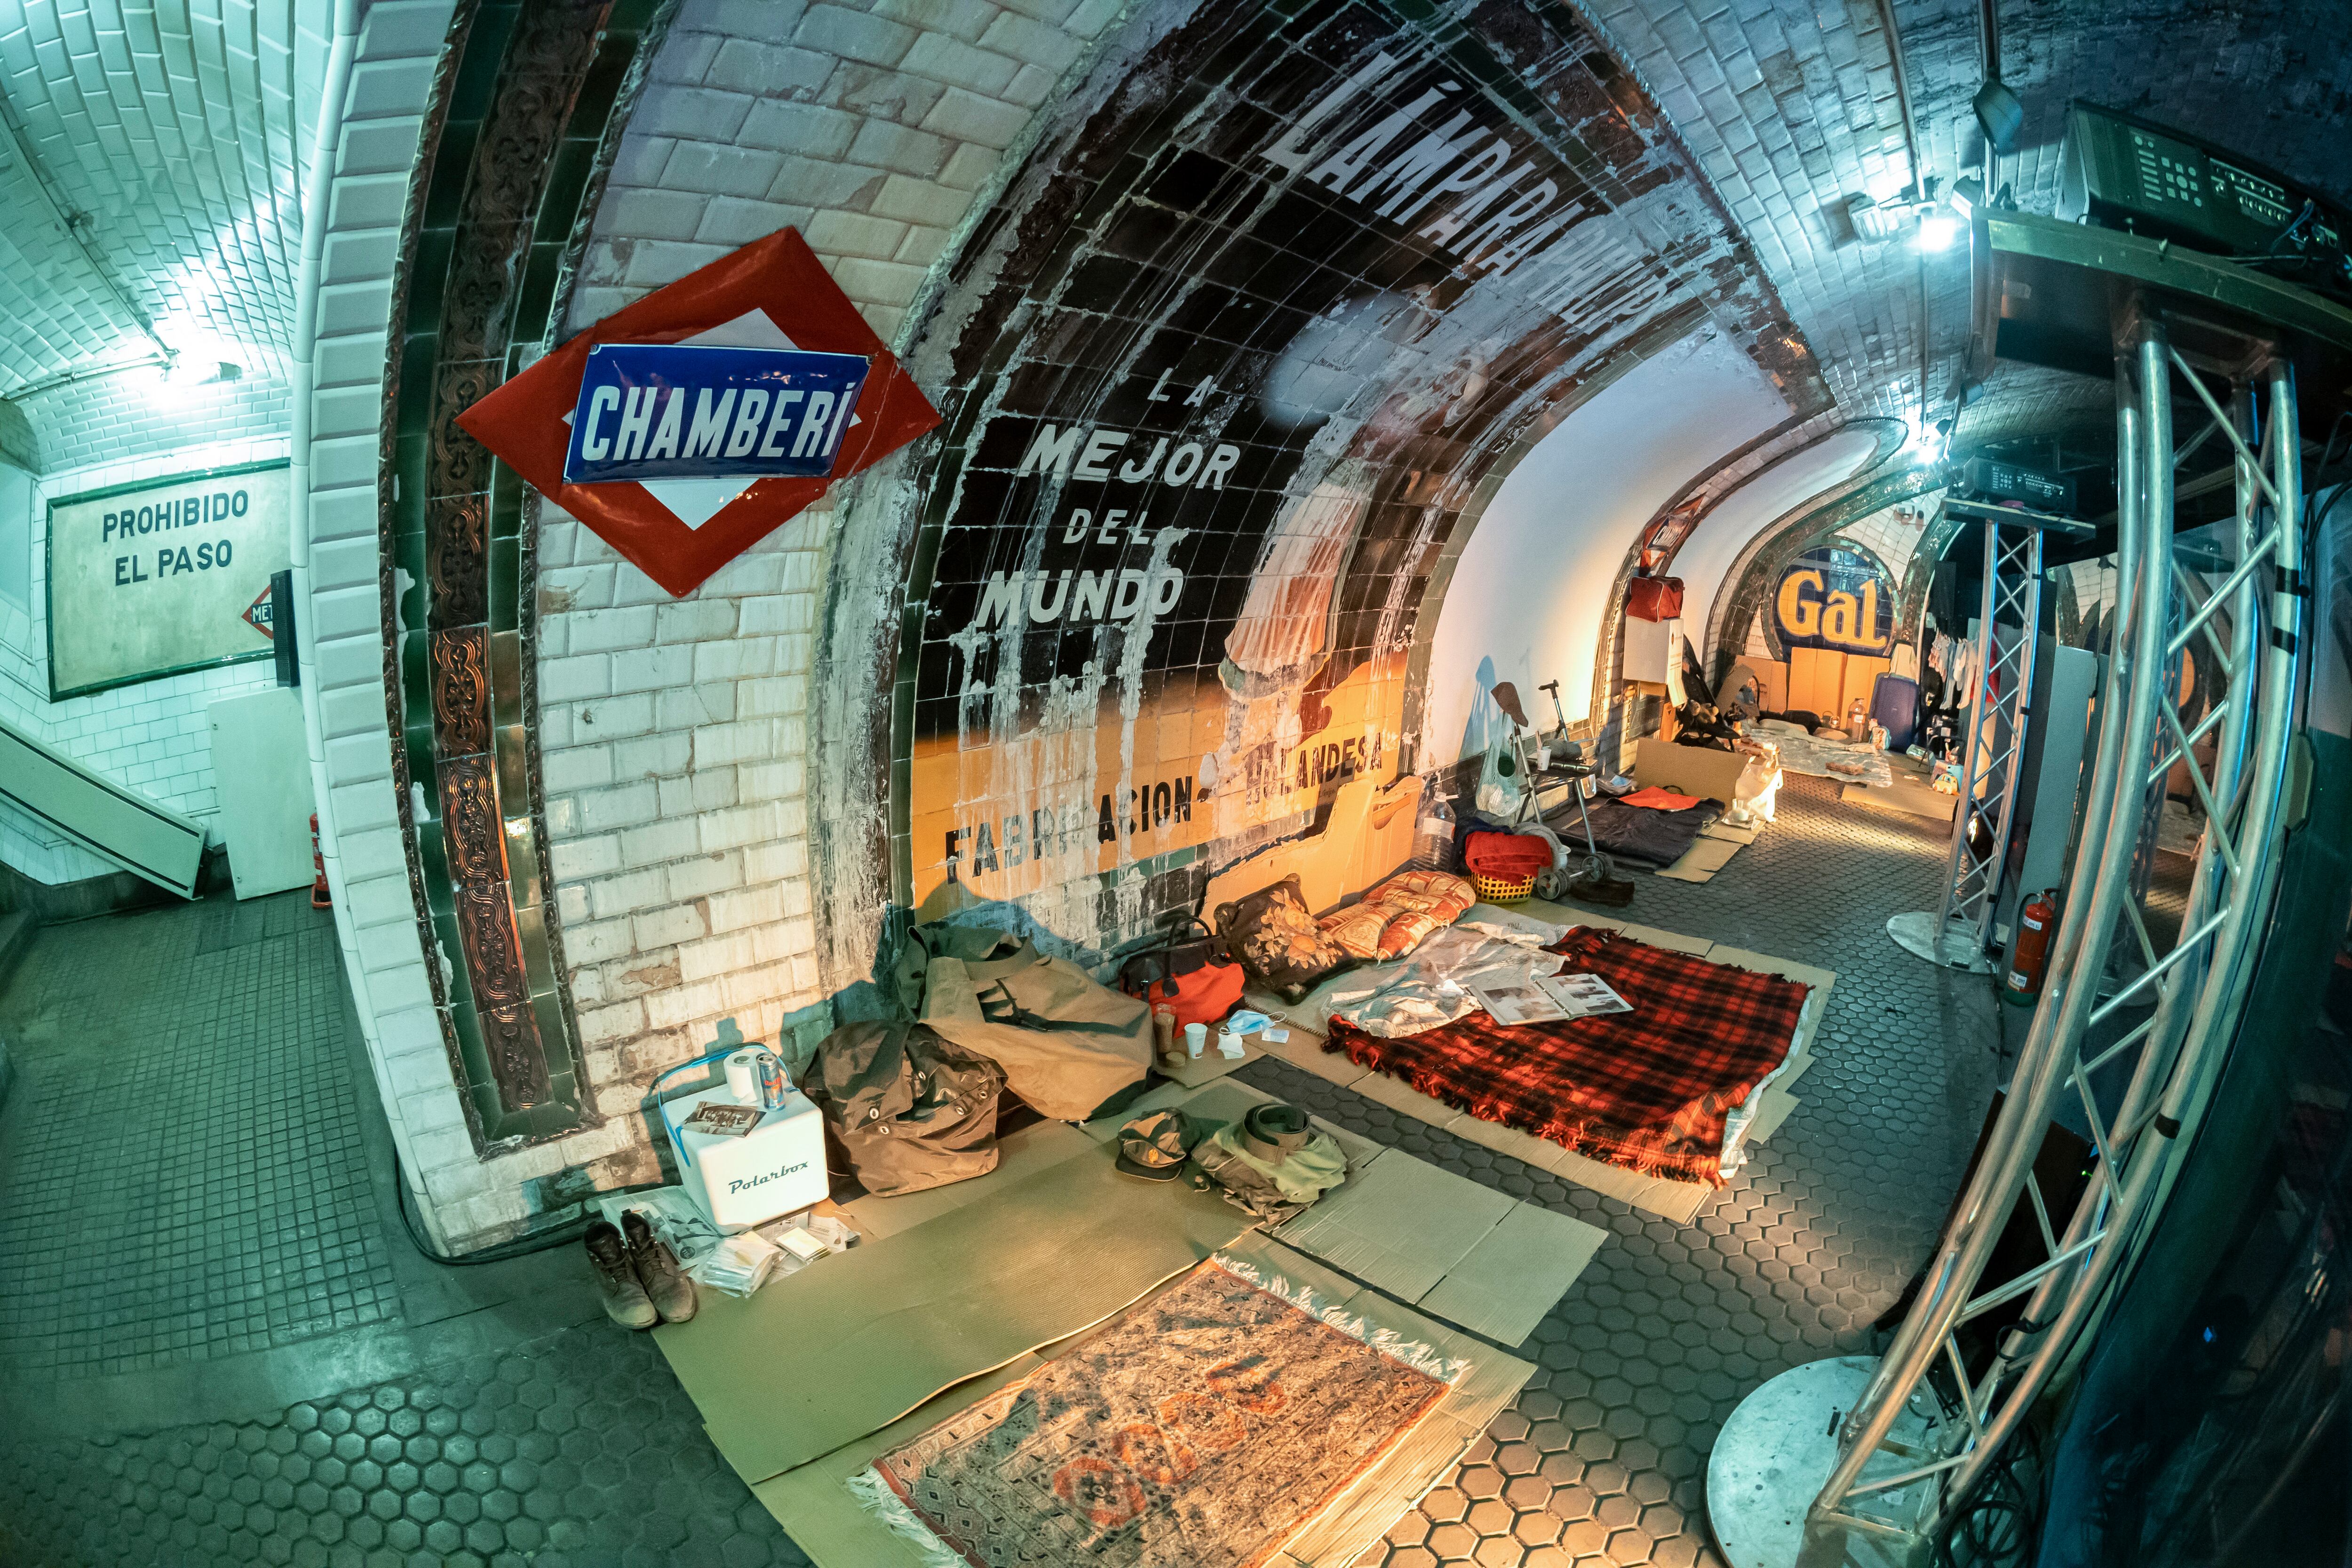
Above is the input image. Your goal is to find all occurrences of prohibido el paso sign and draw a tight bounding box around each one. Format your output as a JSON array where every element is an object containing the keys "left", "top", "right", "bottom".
[{"left": 43, "top": 460, "right": 292, "bottom": 700}]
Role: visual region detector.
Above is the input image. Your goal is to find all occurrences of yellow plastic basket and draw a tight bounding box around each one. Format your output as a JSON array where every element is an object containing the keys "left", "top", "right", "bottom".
[{"left": 1473, "top": 871, "right": 1536, "bottom": 905}]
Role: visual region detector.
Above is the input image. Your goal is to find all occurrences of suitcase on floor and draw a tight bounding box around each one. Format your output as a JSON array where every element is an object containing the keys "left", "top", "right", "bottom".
[{"left": 1871, "top": 673, "right": 1920, "bottom": 752}]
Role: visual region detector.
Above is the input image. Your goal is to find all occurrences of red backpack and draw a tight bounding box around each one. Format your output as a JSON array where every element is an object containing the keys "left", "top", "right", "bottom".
[{"left": 1118, "top": 917, "right": 1246, "bottom": 1031}]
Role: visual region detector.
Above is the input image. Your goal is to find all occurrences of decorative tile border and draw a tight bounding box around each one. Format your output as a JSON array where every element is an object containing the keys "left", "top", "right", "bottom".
[{"left": 378, "top": 0, "right": 666, "bottom": 1147}]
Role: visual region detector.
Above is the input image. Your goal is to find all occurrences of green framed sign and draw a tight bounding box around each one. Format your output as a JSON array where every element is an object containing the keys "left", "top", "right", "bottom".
[{"left": 43, "top": 458, "right": 291, "bottom": 700}]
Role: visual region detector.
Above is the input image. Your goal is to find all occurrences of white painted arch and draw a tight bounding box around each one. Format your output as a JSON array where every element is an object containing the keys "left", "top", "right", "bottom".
[{"left": 1418, "top": 326, "right": 1789, "bottom": 771}]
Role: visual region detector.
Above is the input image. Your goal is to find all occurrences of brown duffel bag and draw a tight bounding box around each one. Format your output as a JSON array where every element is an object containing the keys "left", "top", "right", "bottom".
[
  {"left": 893, "top": 923, "right": 1153, "bottom": 1121},
  {"left": 802, "top": 1020, "right": 1003, "bottom": 1197}
]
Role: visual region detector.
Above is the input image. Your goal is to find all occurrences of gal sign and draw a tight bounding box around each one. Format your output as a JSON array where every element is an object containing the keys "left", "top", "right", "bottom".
[
  {"left": 563, "top": 343, "right": 869, "bottom": 484},
  {"left": 1774, "top": 559, "right": 1891, "bottom": 653}
]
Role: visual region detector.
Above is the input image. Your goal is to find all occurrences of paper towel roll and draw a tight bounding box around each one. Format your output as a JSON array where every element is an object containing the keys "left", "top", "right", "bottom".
[{"left": 724, "top": 1050, "right": 760, "bottom": 1103}]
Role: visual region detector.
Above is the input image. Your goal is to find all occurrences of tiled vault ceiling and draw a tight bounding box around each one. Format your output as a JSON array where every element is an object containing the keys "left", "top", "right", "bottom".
[
  {"left": 0, "top": 0, "right": 325, "bottom": 397},
  {"left": 1592, "top": 0, "right": 2352, "bottom": 456}
]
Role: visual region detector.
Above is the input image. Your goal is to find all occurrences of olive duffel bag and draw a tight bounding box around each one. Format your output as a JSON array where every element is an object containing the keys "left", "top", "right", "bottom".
[
  {"left": 891, "top": 923, "right": 1153, "bottom": 1121},
  {"left": 802, "top": 1020, "right": 1003, "bottom": 1197}
]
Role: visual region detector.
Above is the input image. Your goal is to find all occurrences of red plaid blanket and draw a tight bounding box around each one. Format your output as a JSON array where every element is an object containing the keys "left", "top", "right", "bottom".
[{"left": 1324, "top": 928, "right": 1806, "bottom": 1185}]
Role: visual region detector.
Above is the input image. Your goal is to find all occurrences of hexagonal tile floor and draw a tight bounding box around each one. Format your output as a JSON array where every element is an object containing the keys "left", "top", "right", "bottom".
[
  {"left": 2, "top": 1319, "right": 809, "bottom": 1568},
  {"left": 1228, "top": 775, "right": 2001, "bottom": 1568},
  {"left": 0, "top": 775, "right": 1996, "bottom": 1568}
]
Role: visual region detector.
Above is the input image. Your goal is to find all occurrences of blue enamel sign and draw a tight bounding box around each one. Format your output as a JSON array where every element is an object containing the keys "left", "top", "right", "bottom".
[{"left": 562, "top": 343, "right": 870, "bottom": 484}]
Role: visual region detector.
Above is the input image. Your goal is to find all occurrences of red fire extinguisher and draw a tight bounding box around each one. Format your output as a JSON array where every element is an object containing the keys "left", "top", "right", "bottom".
[
  {"left": 2005, "top": 890, "right": 2056, "bottom": 1002},
  {"left": 310, "top": 813, "right": 332, "bottom": 911}
]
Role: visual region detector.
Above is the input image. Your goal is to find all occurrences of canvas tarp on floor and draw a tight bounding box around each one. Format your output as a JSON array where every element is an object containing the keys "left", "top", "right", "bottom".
[
  {"left": 653, "top": 1131, "right": 1251, "bottom": 1484},
  {"left": 1088, "top": 1076, "right": 1608, "bottom": 1346}
]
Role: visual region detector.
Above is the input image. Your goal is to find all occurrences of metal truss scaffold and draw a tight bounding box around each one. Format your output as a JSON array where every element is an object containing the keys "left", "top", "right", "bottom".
[
  {"left": 1907, "top": 520, "right": 2044, "bottom": 972},
  {"left": 1804, "top": 318, "right": 2307, "bottom": 1558}
]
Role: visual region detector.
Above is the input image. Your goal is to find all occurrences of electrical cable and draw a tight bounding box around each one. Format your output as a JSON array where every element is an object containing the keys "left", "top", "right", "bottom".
[{"left": 390, "top": 1148, "right": 642, "bottom": 1268}]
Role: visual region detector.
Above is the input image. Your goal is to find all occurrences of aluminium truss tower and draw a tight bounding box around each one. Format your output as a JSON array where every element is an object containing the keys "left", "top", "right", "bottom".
[
  {"left": 1708, "top": 191, "right": 2338, "bottom": 1568},
  {"left": 1893, "top": 515, "right": 2046, "bottom": 972},
  {"left": 1803, "top": 315, "right": 2304, "bottom": 1557}
]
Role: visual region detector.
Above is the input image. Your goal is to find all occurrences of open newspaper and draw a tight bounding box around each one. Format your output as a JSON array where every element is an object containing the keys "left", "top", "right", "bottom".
[{"left": 1469, "top": 966, "right": 1634, "bottom": 1026}]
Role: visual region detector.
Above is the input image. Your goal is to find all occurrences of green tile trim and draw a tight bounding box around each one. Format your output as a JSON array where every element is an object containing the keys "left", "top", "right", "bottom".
[{"left": 377, "top": 0, "right": 672, "bottom": 1156}]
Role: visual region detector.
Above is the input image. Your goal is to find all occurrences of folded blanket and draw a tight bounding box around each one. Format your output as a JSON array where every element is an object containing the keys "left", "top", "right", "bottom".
[
  {"left": 1576, "top": 796, "right": 1722, "bottom": 868},
  {"left": 1462, "top": 831, "right": 1552, "bottom": 879},
  {"left": 1619, "top": 786, "right": 1701, "bottom": 811},
  {"left": 1324, "top": 928, "right": 1805, "bottom": 1185}
]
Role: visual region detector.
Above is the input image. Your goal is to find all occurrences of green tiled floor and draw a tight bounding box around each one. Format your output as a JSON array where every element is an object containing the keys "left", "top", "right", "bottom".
[{"left": 0, "top": 893, "right": 397, "bottom": 1379}]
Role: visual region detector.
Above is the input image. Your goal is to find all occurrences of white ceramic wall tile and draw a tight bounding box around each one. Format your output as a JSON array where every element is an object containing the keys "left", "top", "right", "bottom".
[
  {"left": 290, "top": 0, "right": 475, "bottom": 1250},
  {"left": 0, "top": 1, "right": 330, "bottom": 392}
]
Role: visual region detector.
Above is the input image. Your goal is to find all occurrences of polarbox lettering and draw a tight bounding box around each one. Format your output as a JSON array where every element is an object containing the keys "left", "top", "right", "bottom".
[{"left": 725, "top": 1160, "right": 811, "bottom": 1196}]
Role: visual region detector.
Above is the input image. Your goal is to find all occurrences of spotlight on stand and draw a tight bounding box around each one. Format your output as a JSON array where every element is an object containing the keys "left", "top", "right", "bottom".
[
  {"left": 1847, "top": 193, "right": 1902, "bottom": 245},
  {"left": 1973, "top": 78, "right": 2025, "bottom": 155},
  {"left": 1915, "top": 212, "right": 1961, "bottom": 252}
]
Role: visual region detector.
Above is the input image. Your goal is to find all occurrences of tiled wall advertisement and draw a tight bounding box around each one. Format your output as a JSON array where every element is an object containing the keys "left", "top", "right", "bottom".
[
  {"left": 890, "top": 0, "right": 1809, "bottom": 952},
  {"left": 0, "top": 426, "right": 289, "bottom": 886}
]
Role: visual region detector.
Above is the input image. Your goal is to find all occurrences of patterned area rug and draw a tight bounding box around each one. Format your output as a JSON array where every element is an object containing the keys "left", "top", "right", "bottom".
[{"left": 858, "top": 1253, "right": 1459, "bottom": 1568}]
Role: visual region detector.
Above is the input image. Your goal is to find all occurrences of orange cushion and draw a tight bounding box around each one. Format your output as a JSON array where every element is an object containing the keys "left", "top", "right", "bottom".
[{"left": 1316, "top": 871, "right": 1477, "bottom": 961}]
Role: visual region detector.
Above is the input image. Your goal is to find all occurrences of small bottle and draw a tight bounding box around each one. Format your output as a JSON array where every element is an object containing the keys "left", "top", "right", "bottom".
[
  {"left": 1412, "top": 789, "right": 1456, "bottom": 874},
  {"left": 754, "top": 1051, "right": 787, "bottom": 1110}
]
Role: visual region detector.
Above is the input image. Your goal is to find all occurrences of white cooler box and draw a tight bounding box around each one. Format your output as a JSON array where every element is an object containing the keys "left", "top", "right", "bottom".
[{"left": 659, "top": 1084, "right": 828, "bottom": 1233}]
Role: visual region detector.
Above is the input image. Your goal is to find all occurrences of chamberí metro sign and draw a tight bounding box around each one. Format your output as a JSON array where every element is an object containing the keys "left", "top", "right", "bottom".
[
  {"left": 564, "top": 343, "right": 870, "bottom": 484},
  {"left": 459, "top": 229, "right": 940, "bottom": 596}
]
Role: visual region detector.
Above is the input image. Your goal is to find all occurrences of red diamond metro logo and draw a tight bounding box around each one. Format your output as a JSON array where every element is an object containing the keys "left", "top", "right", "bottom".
[{"left": 456, "top": 228, "right": 941, "bottom": 597}]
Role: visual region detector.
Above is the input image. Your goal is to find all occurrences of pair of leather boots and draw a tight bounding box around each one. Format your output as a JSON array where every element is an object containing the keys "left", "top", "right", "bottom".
[{"left": 586, "top": 1210, "right": 697, "bottom": 1329}]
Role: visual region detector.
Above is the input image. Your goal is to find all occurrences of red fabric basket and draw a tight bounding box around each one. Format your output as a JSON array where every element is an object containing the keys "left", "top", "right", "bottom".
[{"left": 1462, "top": 831, "right": 1553, "bottom": 879}]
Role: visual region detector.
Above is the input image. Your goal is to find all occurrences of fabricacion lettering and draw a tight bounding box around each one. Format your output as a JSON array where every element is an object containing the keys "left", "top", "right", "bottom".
[
  {"left": 1262, "top": 52, "right": 1593, "bottom": 287},
  {"left": 943, "top": 772, "right": 1198, "bottom": 883}
]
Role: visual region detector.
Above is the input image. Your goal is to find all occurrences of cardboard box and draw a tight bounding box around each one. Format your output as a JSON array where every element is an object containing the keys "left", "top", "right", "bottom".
[
  {"left": 1633, "top": 736, "right": 1751, "bottom": 804},
  {"left": 1788, "top": 647, "right": 1891, "bottom": 722}
]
